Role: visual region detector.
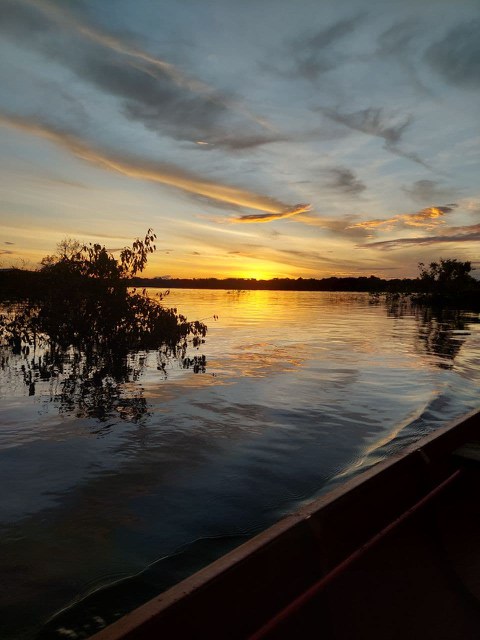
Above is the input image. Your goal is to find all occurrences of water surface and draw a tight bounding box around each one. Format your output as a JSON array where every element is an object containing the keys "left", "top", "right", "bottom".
[{"left": 0, "top": 290, "right": 479, "bottom": 638}]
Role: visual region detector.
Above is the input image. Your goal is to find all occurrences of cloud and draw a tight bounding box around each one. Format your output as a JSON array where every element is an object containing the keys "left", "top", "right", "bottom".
[
  {"left": 290, "top": 15, "right": 364, "bottom": 81},
  {"left": 4, "top": 241, "right": 14, "bottom": 245},
  {"left": 231, "top": 203, "right": 312, "bottom": 224},
  {"left": 350, "top": 204, "right": 457, "bottom": 232},
  {"left": 377, "top": 19, "right": 420, "bottom": 57},
  {"left": 361, "top": 223, "right": 480, "bottom": 250},
  {"left": 0, "top": 113, "right": 304, "bottom": 215},
  {"left": 426, "top": 20, "right": 480, "bottom": 89},
  {"left": 318, "top": 106, "right": 428, "bottom": 166},
  {"left": 223, "top": 242, "right": 348, "bottom": 270},
  {"left": 325, "top": 167, "right": 366, "bottom": 195},
  {"left": 11, "top": 0, "right": 213, "bottom": 94},
  {"left": 319, "top": 106, "right": 409, "bottom": 144},
  {"left": 0, "top": 0, "right": 276, "bottom": 148},
  {"left": 403, "top": 180, "right": 459, "bottom": 204},
  {"left": 376, "top": 19, "right": 432, "bottom": 96},
  {"left": 289, "top": 212, "right": 371, "bottom": 238},
  {"left": 192, "top": 133, "right": 288, "bottom": 151}
]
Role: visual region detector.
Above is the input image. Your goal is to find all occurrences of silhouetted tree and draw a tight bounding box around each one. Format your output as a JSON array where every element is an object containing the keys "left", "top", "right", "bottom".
[
  {"left": 418, "top": 259, "right": 475, "bottom": 291},
  {"left": 0, "top": 230, "right": 206, "bottom": 353},
  {"left": 0, "top": 231, "right": 207, "bottom": 420},
  {"left": 414, "top": 258, "right": 478, "bottom": 307}
]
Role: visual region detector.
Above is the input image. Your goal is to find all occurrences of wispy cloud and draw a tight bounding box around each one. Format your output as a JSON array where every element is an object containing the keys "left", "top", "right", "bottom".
[
  {"left": 377, "top": 19, "right": 420, "bottom": 57},
  {"left": 376, "top": 19, "right": 432, "bottom": 96},
  {"left": 317, "top": 106, "right": 428, "bottom": 167},
  {"left": 403, "top": 180, "right": 459, "bottom": 204},
  {"left": 192, "top": 132, "right": 287, "bottom": 151},
  {"left": 290, "top": 15, "right": 365, "bottom": 80},
  {"left": 1, "top": 0, "right": 277, "bottom": 148},
  {"left": 361, "top": 223, "right": 480, "bottom": 250},
  {"left": 292, "top": 212, "right": 371, "bottom": 238},
  {"left": 349, "top": 204, "right": 457, "bottom": 232},
  {"left": 0, "top": 113, "right": 303, "bottom": 216},
  {"left": 325, "top": 166, "right": 366, "bottom": 195},
  {"left": 231, "top": 203, "right": 312, "bottom": 224},
  {"left": 426, "top": 20, "right": 480, "bottom": 89}
]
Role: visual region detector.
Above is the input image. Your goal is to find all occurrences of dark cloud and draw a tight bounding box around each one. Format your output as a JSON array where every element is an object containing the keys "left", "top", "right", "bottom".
[
  {"left": 4, "top": 242, "right": 14, "bottom": 245},
  {"left": 377, "top": 19, "right": 420, "bottom": 56},
  {"left": 361, "top": 223, "right": 480, "bottom": 251},
  {"left": 0, "top": 250, "right": 14, "bottom": 255},
  {"left": 0, "top": 0, "right": 278, "bottom": 149},
  {"left": 0, "top": 1, "right": 52, "bottom": 37},
  {"left": 89, "top": 56, "right": 228, "bottom": 143},
  {"left": 318, "top": 106, "right": 428, "bottom": 167},
  {"left": 403, "top": 179, "right": 459, "bottom": 204},
  {"left": 232, "top": 204, "right": 311, "bottom": 224},
  {"left": 193, "top": 133, "right": 288, "bottom": 151},
  {"left": 326, "top": 167, "right": 366, "bottom": 195},
  {"left": 291, "top": 15, "right": 365, "bottom": 80},
  {"left": 319, "top": 106, "right": 409, "bottom": 144},
  {"left": 376, "top": 19, "right": 432, "bottom": 96},
  {"left": 426, "top": 20, "right": 480, "bottom": 89}
]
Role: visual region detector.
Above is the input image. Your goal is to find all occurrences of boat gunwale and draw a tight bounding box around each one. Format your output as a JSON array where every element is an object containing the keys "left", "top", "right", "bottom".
[{"left": 91, "top": 407, "right": 480, "bottom": 640}]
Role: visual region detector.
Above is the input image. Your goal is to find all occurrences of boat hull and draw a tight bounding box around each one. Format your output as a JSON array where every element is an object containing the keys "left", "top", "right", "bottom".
[{"left": 91, "top": 408, "right": 480, "bottom": 639}]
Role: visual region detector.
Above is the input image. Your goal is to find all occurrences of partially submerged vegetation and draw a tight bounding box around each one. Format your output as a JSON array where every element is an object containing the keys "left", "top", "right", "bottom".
[
  {"left": 413, "top": 259, "right": 479, "bottom": 307},
  {"left": 0, "top": 231, "right": 207, "bottom": 419},
  {"left": 0, "top": 230, "right": 206, "bottom": 353}
]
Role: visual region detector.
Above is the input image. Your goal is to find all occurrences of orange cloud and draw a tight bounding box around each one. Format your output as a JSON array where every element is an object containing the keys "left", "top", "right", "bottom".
[
  {"left": 0, "top": 114, "right": 298, "bottom": 215},
  {"left": 349, "top": 205, "right": 457, "bottom": 231},
  {"left": 231, "top": 203, "right": 312, "bottom": 223}
]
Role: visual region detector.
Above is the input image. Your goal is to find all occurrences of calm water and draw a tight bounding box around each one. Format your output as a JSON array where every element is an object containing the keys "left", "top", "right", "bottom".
[{"left": 1, "top": 290, "right": 479, "bottom": 639}]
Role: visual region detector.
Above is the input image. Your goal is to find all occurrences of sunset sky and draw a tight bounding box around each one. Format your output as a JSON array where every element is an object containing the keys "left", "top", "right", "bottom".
[{"left": 0, "top": 0, "right": 479, "bottom": 279}]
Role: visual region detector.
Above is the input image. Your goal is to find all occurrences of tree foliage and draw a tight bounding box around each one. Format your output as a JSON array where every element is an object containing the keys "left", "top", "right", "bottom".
[
  {"left": 0, "top": 230, "right": 206, "bottom": 353},
  {"left": 418, "top": 258, "right": 475, "bottom": 289},
  {"left": 414, "top": 258, "right": 478, "bottom": 306}
]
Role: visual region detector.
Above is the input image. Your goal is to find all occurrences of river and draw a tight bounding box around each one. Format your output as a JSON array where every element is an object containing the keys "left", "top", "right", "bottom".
[{"left": 0, "top": 290, "right": 479, "bottom": 639}]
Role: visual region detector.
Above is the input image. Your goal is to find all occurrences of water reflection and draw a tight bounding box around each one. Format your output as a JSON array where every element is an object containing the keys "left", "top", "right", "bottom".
[
  {"left": 385, "top": 295, "right": 478, "bottom": 368},
  {"left": 5, "top": 350, "right": 211, "bottom": 426},
  {"left": 0, "top": 331, "right": 204, "bottom": 424},
  {"left": 0, "top": 291, "right": 479, "bottom": 640}
]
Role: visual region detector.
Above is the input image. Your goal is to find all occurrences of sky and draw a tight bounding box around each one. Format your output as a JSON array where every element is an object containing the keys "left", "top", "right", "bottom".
[{"left": 0, "top": 0, "right": 479, "bottom": 279}]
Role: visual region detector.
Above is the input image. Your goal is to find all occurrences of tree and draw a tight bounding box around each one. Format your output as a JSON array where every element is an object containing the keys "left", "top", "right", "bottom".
[
  {"left": 0, "top": 229, "right": 207, "bottom": 353},
  {"left": 0, "top": 230, "right": 207, "bottom": 419},
  {"left": 418, "top": 259, "right": 476, "bottom": 292}
]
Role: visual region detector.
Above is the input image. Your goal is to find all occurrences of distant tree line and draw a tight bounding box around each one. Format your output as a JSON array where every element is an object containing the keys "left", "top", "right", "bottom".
[
  {"left": 1, "top": 256, "right": 478, "bottom": 303},
  {"left": 129, "top": 274, "right": 415, "bottom": 292},
  {"left": 127, "top": 258, "right": 479, "bottom": 299}
]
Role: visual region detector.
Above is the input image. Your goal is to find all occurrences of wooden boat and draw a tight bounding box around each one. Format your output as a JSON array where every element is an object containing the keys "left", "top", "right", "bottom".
[{"left": 92, "top": 408, "right": 480, "bottom": 640}]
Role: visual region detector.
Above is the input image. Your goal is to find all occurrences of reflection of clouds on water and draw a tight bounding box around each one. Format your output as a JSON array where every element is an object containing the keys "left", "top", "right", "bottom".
[
  {"left": 224, "top": 344, "right": 305, "bottom": 378},
  {"left": 1, "top": 290, "right": 480, "bottom": 640}
]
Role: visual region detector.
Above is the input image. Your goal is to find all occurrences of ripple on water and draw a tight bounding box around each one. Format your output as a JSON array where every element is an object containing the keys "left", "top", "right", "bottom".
[{"left": 1, "top": 291, "right": 479, "bottom": 640}]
